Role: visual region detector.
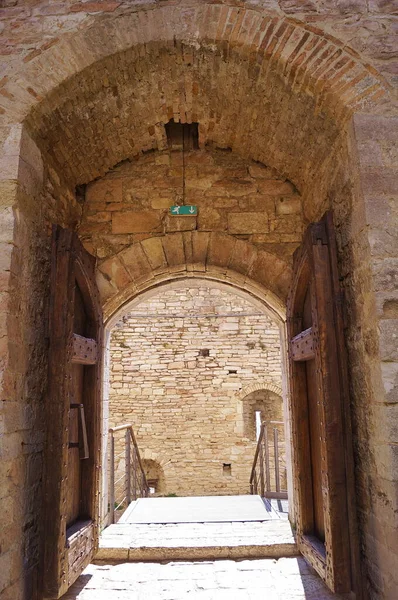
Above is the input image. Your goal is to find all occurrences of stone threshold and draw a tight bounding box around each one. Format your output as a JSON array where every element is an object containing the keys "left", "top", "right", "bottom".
[{"left": 95, "top": 520, "right": 298, "bottom": 562}]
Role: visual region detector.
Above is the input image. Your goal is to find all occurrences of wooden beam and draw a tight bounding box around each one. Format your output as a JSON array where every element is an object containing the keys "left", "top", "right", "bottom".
[
  {"left": 72, "top": 333, "right": 98, "bottom": 365},
  {"left": 291, "top": 327, "right": 315, "bottom": 361}
]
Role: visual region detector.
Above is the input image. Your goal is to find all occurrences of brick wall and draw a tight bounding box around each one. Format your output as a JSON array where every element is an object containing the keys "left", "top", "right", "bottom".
[{"left": 109, "top": 282, "right": 284, "bottom": 496}]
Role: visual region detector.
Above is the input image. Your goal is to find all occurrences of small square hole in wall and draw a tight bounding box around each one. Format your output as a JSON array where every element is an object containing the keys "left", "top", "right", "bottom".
[
  {"left": 199, "top": 349, "right": 210, "bottom": 357},
  {"left": 165, "top": 119, "right": 199, "bottom": 150},
  {"left": 223, "top": 463, "right": 232, "bottom": 476},
  {"left": 228, "top": 369, "right": 237, "bottom": 375}
]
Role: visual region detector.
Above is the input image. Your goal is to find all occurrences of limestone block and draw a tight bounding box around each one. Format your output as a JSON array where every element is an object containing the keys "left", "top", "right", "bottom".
[
  {"left": 238, "top": 195, "right": 275, "bottom": 214},
  {"left": 257, "top": 180, "right": 296, "bottom": 196},
  {"left": 151, "top": 197, "right": 173, "bottom": 209},
  {"left": 0, "top": 180, "right": 18, "bottom": 209},
  {"left": 379, "top": 320, "right": 398, "bottom": 361},
  {"left": 98, "top": 255, "right": 130, "bottom": 290},
  {"left": 206, "top": 178, "right": 257, "bottom": 198},
  {"left": 228, "top": 212, "right": 269, "bottom": 234},
  {"left": 248, "top": 164, "right": 277, "bottom": 179},
  {"left": 141, "top": 236, "right": 167, "bottom": 271},
  {"left": 207, "top": 233, "right": 236, "bottom": 269},
  {"left": 165, "top": 215, "right": 197, "bottom": 232},
  {"left": 112, "top": 210, "right": 162, "bottom": 234},
  {"left": 229, "top": 239, "right": 258, "bottom": 276},
  {"left": 275, "top": 197, "right": 301, "bottom": 216},
  {"left": 119, "top": 243, "right": 152, "bottom": 281},
  {"left": 197, "top": 207, "right": 226, "bottom": 231},
  {"left": 162, "top": 233, "right": 185, "bottom": 267},
  {"left": 87, "top": 178, "right": 122, "bottom": 204},
  {"left": 381, "top": 362, "right": 398, "bottom": 403},
  {"left": 192, "top": 232, "right": 210, "bottom": 267}
]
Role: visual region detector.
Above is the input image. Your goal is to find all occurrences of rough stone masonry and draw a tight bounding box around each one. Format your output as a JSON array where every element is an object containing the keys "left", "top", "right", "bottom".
[
  {"left": 0, "top": 1, "right": 397, "bottom": 599},
  {"left": 109, "top": 283, "right": 285, "bottom": 497}
]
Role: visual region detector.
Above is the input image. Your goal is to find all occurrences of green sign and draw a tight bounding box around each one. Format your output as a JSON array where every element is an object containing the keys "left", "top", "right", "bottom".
[{"left": 169, "top": 205, "right": 198, "bottom": 216}]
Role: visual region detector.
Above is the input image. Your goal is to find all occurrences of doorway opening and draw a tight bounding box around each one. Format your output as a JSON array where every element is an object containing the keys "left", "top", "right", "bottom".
[{"left": 103, "top": 279, "right": 291, "bottom": 520}]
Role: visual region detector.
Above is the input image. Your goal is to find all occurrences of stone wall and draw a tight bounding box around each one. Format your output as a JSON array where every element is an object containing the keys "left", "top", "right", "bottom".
[
  {"left": 0, "top": 129, "right": 82, "bottom": 599},
  {"left": 109, "top": 283, "right": 284, "bottom": 496},
  {"left": 81, "top": 147, "right": 302, "bottom": 264}
]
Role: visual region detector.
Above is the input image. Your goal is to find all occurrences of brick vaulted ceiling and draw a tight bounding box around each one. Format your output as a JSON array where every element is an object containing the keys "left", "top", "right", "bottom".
[{"left": 9, "top": 3, "right": 391, "bottom": 191}]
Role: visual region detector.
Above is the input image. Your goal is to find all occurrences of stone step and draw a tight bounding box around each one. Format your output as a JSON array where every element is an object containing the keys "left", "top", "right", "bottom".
[{"left": 95, "top": 520, "right": 298, "bottom": 562}]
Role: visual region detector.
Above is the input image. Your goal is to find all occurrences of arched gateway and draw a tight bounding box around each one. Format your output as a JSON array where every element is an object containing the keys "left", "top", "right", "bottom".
[{"left": 0, "top": 2, "right": 396, "bottom": 600}]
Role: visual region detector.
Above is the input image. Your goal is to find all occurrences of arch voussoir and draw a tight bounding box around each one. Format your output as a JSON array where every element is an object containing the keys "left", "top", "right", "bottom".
[{"left": 98, "top": 233, "right": 291, "bottom": 321}]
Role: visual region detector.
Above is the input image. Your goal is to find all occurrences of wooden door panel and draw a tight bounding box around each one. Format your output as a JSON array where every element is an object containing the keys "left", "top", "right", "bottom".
[
  {"left": 287, "top": 212, "right": 363, "bottom": 597},
  {"left": 305, "top": 357, "right": 325, "bottom": 542},
  {"left": 43, "top": 226, "right": 103, "bottom": 599}
]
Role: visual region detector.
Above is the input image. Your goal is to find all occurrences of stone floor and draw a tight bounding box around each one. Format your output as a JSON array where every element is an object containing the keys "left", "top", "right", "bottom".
[
  {"left": 119, "top": 495, "right": 279, "bottom": 524},
  {"left": 62, "top": 496, "right": 341, "bottom": 599},
  {"left": 62, "top": 557, "right": 341, "bottom": 599}
]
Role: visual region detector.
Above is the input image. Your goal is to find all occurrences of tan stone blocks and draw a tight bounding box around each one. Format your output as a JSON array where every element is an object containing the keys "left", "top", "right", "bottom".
[
  {"left": 87, "top": 178, "right": 122, "bottom": 204},
  {"left": 257, "top": 180, "right": 296, "bottom": 196},
  {"left": 98, "top": 255, "right": 130, "bottom": 290},
  {"left": 248, "top": 251, "right": 286, "bottom": 293},
  {"left": 112, "top": 210, "right": 162, "bottom": 234},
  {"left": 151, "top": 197, "right": 173, "bottom": 209},
  {"left": 228, "top": 212, "right": 269, "bottom": 234},
  {"left": 141, "top": 237, "right": 167, "bottom": 271},
  {"left": 248, "top": 164, "right": 277, "bottom": 179},
  {"left": 229, "top": 239, "right": 258, "bottom": 276},
  {"left": 206, "top": 178, "right": 257, "bottom": 198},
  {"left": 192, "top": 232, "right": 209, "bottom": 269},
  {"left": 207, "top": 233, "right": 236, "bottom": 269},
  {"left": 162, "top": 233, "right": 185, "bottom": 268},
  {"left": 238, "top": 195, "right": 275, "bottom": 214},
  {"left": 119, "top": 243, "right": 152, "bottom": 282},
  {"left": 198, "top": 207, "right": 226, "bottom": 231},
  {"left": 275, "top": 197, "right": 301, "bottom": 215},
  {"left": 165, "top": 215, "right": 197, "bottom": 232},
  {"left": 109, "top": 284, "right": 283, "bottom": 497}
]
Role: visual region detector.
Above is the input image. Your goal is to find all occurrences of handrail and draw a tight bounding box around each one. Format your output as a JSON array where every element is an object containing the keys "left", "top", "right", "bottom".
[
  {"left": 250, "top": 420, "right": 287, "bottom": 500},
  {"left": 108, "top": 423, "right": 149, "bottom": 524}
]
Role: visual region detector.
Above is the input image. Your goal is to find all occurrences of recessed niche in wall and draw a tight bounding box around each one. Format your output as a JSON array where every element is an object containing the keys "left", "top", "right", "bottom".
[
  {"left": 223, "top": 463, "right": 232, "bottom": 476},
  {"left": 165, "top": 119, "right": 199, "bottom": 150},
  {"left": 199, "top": 349, "right": 210, "bottom": 357}
]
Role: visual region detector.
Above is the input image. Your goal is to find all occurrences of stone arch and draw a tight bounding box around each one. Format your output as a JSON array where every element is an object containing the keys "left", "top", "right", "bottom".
[
  {"left": 141, "top": 459, "right": 166, "bottom": 496},
  {"left": 0, "top": 3, "right": 396, "bottom": 598},
  {"left": 2, "top": 3, "right": 390, "bottom": 129},
  {"left": 238, "top": 382, "right": 283, "bottom": 401},
  {"left": 240, "top": 387, "right": 284, "bottom": 441},
  {"left": 98, "top": 232, "right": 290, "bottom": 323}
]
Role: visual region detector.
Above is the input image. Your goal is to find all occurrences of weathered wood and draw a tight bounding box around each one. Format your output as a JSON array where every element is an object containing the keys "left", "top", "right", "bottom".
[
  {"left": 286, "top": 212, "right": 355, "bottom": 596},
  {"left": 43, "top": 227, "right": 75, "bottom": 599},
  {"left": 290, "top": 327, "right": 314, "bottom": 361},
  {"left": 324, "top": 213, "right": 365, "bottom": 599},
  {"left": 72, "top": 333, "right": 98, "bottom": 365},
  {"left": 66, "top": 521, "right": 95, "bottom": 589},
  {"left": 42, "top": 226, "right": 103, "bottom": 599}
]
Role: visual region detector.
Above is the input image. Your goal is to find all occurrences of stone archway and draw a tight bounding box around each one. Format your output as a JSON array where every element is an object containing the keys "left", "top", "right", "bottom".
[
  {"left": 102, "top": 272, "right": 292, "bottom": 517},
  {"left": 0, "top": 2, "right": 396, "bottom": 598}
]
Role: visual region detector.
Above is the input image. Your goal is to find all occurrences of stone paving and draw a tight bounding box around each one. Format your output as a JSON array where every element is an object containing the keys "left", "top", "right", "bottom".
[
  {"left": 97, "top": 519, "right": 297, "bottom": 561},
  {"left": 62, "top": 557, "right": 341, "bottom": 599}
]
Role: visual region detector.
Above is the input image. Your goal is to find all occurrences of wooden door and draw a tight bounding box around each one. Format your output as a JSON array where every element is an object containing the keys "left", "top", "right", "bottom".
[
  {"left": 42, "top": 226, "right": 103, "bottom": 599},
  {"left": 287, "top": 212, "right": 364, "bottom": 597}
]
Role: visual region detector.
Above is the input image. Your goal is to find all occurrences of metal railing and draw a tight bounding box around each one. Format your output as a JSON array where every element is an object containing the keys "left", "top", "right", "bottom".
[
  {"left": 250, "top": 420, "right": 288, "bottom": 499},
  {"left": 108, "top": 423, "right": 149, "bottom": 524}
]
